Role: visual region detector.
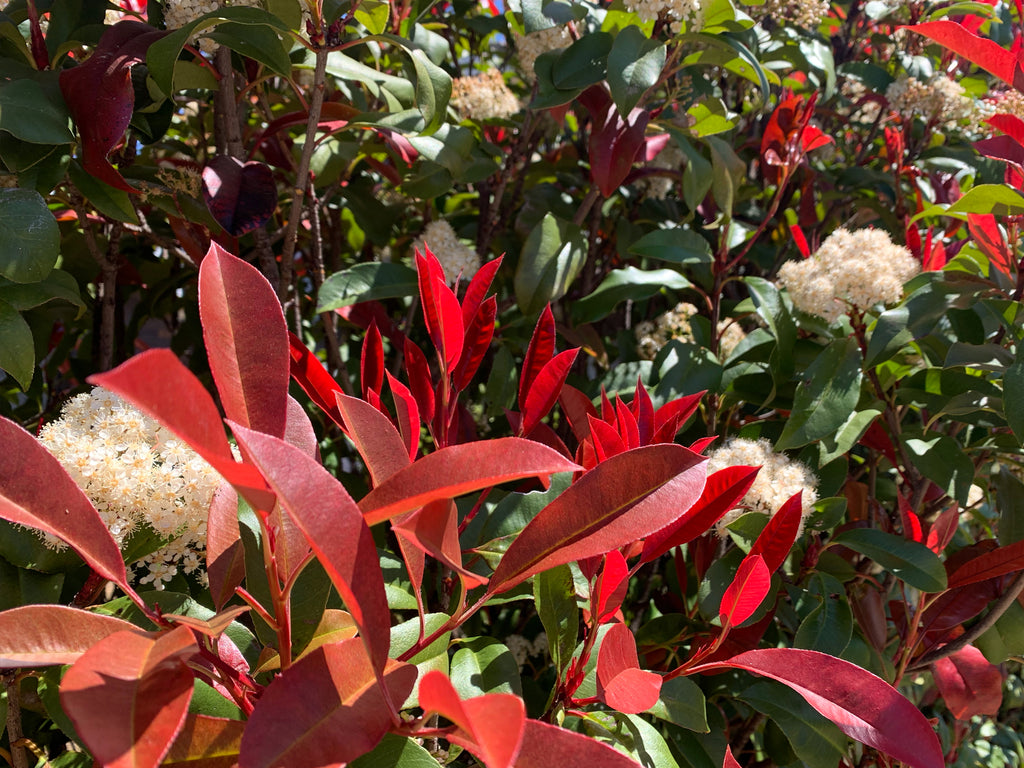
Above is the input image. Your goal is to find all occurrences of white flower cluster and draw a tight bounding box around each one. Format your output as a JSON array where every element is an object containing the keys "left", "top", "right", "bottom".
[
  {"left": 505, "top": 633, "right": 548, "bottom": 670},
  {"left": 637, "top": 144, "right": 684, "bottom": 200},
  {"left": 451, "top": 68, "right": 521, "bottom": 121},
  {"left": 707, "top": 437, "right": 819, "bottom": 536},
  {"left": 624, "top": 0, "right": 702, "bottom": 33},
  {"left": 415, "top": 220, "right": 481, "bottom": 284},
  {"left": 751, "top": 0, "right": 829, "bottom": 28},
  {"left": 885, "top": 75, "right": 974, "bottom": 129},
  {"left": 635, "top": 301, "right": 747, "bottom": 361},
  {"left": 37, "top": 388, "right": 219, "bottom": 589},
  {"left": 513, "top": 26, "right": 571, "bottom": 83},
  {"left": 778, "top": 227, "right": 919, "bottom": 323},
  {"left": 163, "top": 0, "right": 262, "bottom": 53},
  {"left": 966, "top": 89, "right": 1024, "bottom": 135}
]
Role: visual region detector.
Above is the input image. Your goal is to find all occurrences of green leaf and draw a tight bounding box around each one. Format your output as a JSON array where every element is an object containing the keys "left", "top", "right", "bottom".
[
  {"left": 534, "top": 564, "right": 578, "bottom": 675},
  {"left": 618, "top": 713, "right": 682, "bottom": 768},
  {"left": 514, "top": 213, "right": 586, "bottom": 315},
  {"left": 688, "top": 99, "right": 734, "bottom": 137},
  {"left": 355, "top": 0, "right": 389, "bottom": 34},
  {"left": 68, "top": 161, "right": 139, "bottom": 225},
  {"left": 865, "top": 305, "right": 913, "bottom": 367},
  {"left": 0, "top": 269, "right": 81, "bottom": 313},
  {"left": 1004, "top": 342, "right": 1024, "bottom": 444},
  {"left": 390, "top": 613, "right": 450, "bottom": 665},
  {"left": 674, "top": 134, "right": 713, "bottom": 211},
  {"left": 572, "top": 266, "right": 690, "bottom": 324},
  {"left": 947, "top": 184, "right": 1024, "bottom": 216},
  {"left": 0, "top": 298, "right": 32, "bottom": 388},
  {"left": 552, "top": 33, "right": 612, "bottom": 89},
  {"left": 350, "top": 734, "right": 438, "bottom": 768},
  {"left": 0, "top": 188, "right": 60, "bottom": 283},
  {"left": 409, "top": 47, "right": 452, "bottom": 135},
  {"left": 794, "top": 574, "right": 853, "bottom": 656},
  {"left": 607, "top": 26, "right": 665, "bottom": 115},
  {"left": 0, "top": 79, "right": 73, "bottom": 145},
  {"left": 628, "top": 228, "right": 712, "bottom": 266},
  {"left": 818, "top": 408, "right": 881, "bottom": 465},
  {"left": 207, "top": 22, "right": 292, "bottom": 76},
  {"left": 831, "top": 528, "right": 947, "bottom": 593},
  {"left": 994, "top": 466, "right": 1024, "bottom": 545},
  {"left": 706, "top": 136, "right": 745, "bottom": 220},
  {"left": 901, "top": 433, "right": 974, "bottom": 505},
  {"left": 776, "top": 337, "right": 863, "bottom": 451},
  {"left": 976, "top": 598, "right": 1024, "bottom": 663},
  {"left": 317, "top": 262, "right": 419, "bottom": 311},
  {"left": 739, "top": 680, "right": 847, "bottom": 768},
  {"left": 450, "top": 636, "right": 523, "bottom": 698},
  {"left": 646, "top": 676, "right": 708, "bottom": 733}
]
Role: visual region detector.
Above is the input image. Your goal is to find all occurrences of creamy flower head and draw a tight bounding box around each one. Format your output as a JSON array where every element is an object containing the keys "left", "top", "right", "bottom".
[
  {"left": 707, "top": 437, "right": 818, "bottom": 536},
  {"left": 513, "top": 26, "right": 571, "bottom": 83},
  {"left": 885, "top": 75, "right": 973, "bottom": 128},
  {"left": 624, "top": 0, "right": 702, "bottom": 33},
  {"left": 751, "top": 0, "right": 829, "bottom": 27},
  {"left": 37, "top": 388, "right": 218, "bottom": 589},
  {"left": 451, "top": 69, "right": 520, "bottom": 121},
  {"left": 635, "top": 301, "right": 746, "bottom": 361},
  {"left": 415, "top": 220, "right": 481, "bottom": 284},
  {"left": 778, "top": 227, "right": 919, "bottom": 323},
  {"left": 163, "top": 0, "right": 263, "bottom": 53}
]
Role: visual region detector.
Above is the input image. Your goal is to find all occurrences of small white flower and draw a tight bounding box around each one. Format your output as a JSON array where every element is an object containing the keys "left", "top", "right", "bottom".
[
  {"left": 624, "top": 0, "right": 703, "bottom": 32},
  {"left": 451, "top": 69, "right": 520, "bottom": 121},
  {"left": 513, "top": 26, "right": 571, "bottom": 83},
  {"left": 635, "top": 301, "right": 747, "bottom": 360},
  {"left": 751, "top": 0, "right": 829, "bottom": 28},
  {"left": 415, "top": 220, "right": 481, "bottom": 284},
  {"left": 885, "top": 75, "right": 974, "bottom": 129}
]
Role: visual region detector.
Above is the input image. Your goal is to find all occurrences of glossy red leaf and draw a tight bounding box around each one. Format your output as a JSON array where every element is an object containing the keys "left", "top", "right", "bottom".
[
  {"left": 361, "top": 320, "right": 385, "bottom": 399},
  {"left": 926, "top": 504, "right": 959, "bottom": 554},
  {"left": 417, "top": 248, "right": 464, "bottom": 371},
  {"left": 519, "top": 305, "right": 556, "bottom": 411},
  {"left": 287, "top": 332, "right": 345, "bottom": 428},
  {"left": 452, "top": 296, "right": 497, "bottom": 393},
  {"left": 231, "top": 424, "right": 393, "bottom": 675},
  {"left": 163, "top": 715, "right": 245, "bottom": 768},
  {"left": 206, "top": 481, "right": 245, "bottom": 611},
  {"left": 651, "top": 391, "right": 705, "bottom": 443},
  {"left": 336, "top": 392, "right": 411, "bottom": 486},
  {"left": 490, "top": 444, "right": 706, "bottom": 594},
  {"left": 61, "top": 626, "right": 196, "bottom": 768},
  {"left": 974, "top": 133, "right": 1024, "bottom": 165},
  {"left": 933, "top": 645, "right": 1003, "bottom": 720},
  {"left": 461, "top": 256, "right": 503, "bottom": 328},
  {"left": 404, "top": 338, "right": 436, "bottom": 423},
  {"left": 393, "top": 499, "right": 488, "bottom": 588},
  {"left": 689, "top": 436, "right": 716, "bottom": 454},
  {"left": 0, "top": 606, "right": 140, "bottom": 667},
  {"left": 239, "top": 639, "right": 417, "bottom": 768},
  {"left": 0, "top": 418, "right": 130, "bottom": 590},
  {"left": 594, "top": 550, "right": 629, "bottom": 623},
  {"left": 596, "top": 623, "right": 662, "bottom": 714},
  {"left": 905, "top": 20, "right": 1020, "bottom": 86},
  {"left": 747, "top": 491, "right": 803, "bottom": 573},
  {"left": 521, "top": 349, "right": 579, "bottom": 437},
  {"left": 693, "top": 648, "right": 944, "bottom": 768},
  {"left": 419, "top": 671, "right": 525, "bottom": 768},
  {"left": 989, "top": 113, "right": 1024, "bottom": 144},
  {"left": 720, "top": 554, "right": 771, "bottom": 627},
  {"left": 616, "top": 398, "right": 641, "bottom": 449},
  {"left": 578, "top": 85, "right": 650, "bottom": 197},
  {"left": 587, "top": 414, "right": 628, "bottom": 465},
  {"left": 199, "top": 243, "right": 289, "bottom": 439},
  {"left": 722, "top": 746, "right": 742, "bottom": 768},
  {"left": 386, "top": 372, "right": 421, "bottom": 461},
  {"left": 641, "top": 465, "right": 760, "bottom": 564},
  {"left": 968, "top": 213, "right": 1014, "bottom": 278},
  {"left": 559, "top": 384, "right": 598, "bottom": 443},
  {"left": 513, "top": 720, "right": 643, "bottom": 768},
  {"left": 90, "top": 350, "right": 271, "bottom": 509},
  {"left": 202, "top": 156, "right": 278, "bottom": 236},
  {"left": 59, "top": 22, "right": 168, "bottom": 192},
  {"left": 760, "top": 92, "right": 825, "bottom": 185},
  {"left": 631, "top": 379, "right": 655, "bottom": 445},
  {"left": 947, "top": 537, "right": 1024, "bottom": 588},
  {"left": 358, "top": 437, "right": 580, "bottom": 526}
]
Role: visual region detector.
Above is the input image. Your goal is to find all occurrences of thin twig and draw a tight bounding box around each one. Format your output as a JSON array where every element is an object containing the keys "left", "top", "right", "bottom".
[{"left": 4, "top": 672, "right": 28, "bottom": 768}]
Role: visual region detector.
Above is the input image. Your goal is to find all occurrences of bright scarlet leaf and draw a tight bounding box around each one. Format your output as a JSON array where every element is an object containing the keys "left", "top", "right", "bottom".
[
  {"left": 239, "top": 639, "right": 417, "bottom": 768},
  {"left": 641, "top": 465, "right": 760, "bottom": 563},
  {"left": 719, "top": 554, "right": 771, "bottom": 627},
  {"left": 587, "top": 414, "right": 627, "bottom": 465},
  {"left": 613, "top": 398, "right": 640, "bottom": 450},
  {"left": 596, "top": 623, "right": 662, "bottom": 714},
  {"left": 404, "top": 338, "right": 436, "bottom": 423},
  {"left": 519, "top": 305, "right": 556, "bottom": 411},
  {"left": 0, "top": 418, "right": 129, "bottom": 591},
  {"left": 385, "top": 372, "right": 421, "bottom": 461},
  {"left": 722, "top": 746, "right": 742, "bottom": 768},
  {"left": 393, "top": 499, "right": 488, "bottom": 588},
  {"left": 594, "top": 550, "right": 629, "bottom": 623},
  {"left": 419, "top": 671, "right": 526, "bottom": 768},
  {"left": 287, "top": 332, "right": 345, "bottom": 429},
  {"left": 693, "top": 648, "right": 944, "bottom": 768},
  {"left": 513, "top": 720, "right": 642, "bottom": 768},
  {"left": 163, "top": 715, "right": 245, "bottom": 768},
  {"left": 747, "top": 491, "right": 803, "bottom": 573},
  {"left": 652, "top": 391, "right": 705, "bottom": 443},
  {"left": 521, "top": 349, "right": 579, "bottom": 437},
  {"left": 336, "top": 391, "right": 412, "bottom": 486},
  {"left": 361, "top": 320, "right": 385, "bottom": 399},
  {"left": 231, "top": 424, "right": 393, "bottom": 676},
  {"left": 61, "top": 627, "right": 196, "bottom": 768},
  {"left": 559, "top": 384, "right": 598, "bottom": 443},
  {"left": 947, "top": 537, "right": 1024, "bottom": 588},
  {"left": 0, "top": 606, "right": 140, "bottom": 668},
  {"left": 461, "top": 256, "right": 503, "bottom": 329},
  {"left": 932, "top": 645, "right": 1003, "bottom": 720},
  {"left": 905, "top": 20, "right": 1019, "bottom": 86},
  {"left": 452, "top": 296, "right": 497, "bottom": 393},
  {"left": 968, "top": 213, "right": 1015, "bottom": 278},
  {"left": 417, "top": 248, "right": 464, "bottom": 371},
  {"left": 358, "top": 437, "right": 580, "bottom": 526},
  {"left": 631, "top": 379, "right": 655, "bottom": 444},
  {"left": 490, "top": 444, "right": 706, "bottom": 594}
]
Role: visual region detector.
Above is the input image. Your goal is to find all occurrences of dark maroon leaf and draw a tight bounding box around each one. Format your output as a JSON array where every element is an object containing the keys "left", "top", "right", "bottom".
[
  {"left": 202, "top": 156, "right": 278, "bottom": 236},
  {"left": 578, "top": 85, "right": 650, "bottom": 198}
]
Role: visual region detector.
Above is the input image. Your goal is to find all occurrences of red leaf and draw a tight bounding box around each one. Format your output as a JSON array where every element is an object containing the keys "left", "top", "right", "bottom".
[
  {"left": 0, "top": 606, "right": 140, "bottom": 668},
  {"left": 490, "top": 444, "right": 707, "bottom": 594},
  {"left": 163, "top": 715, "right": 244, "bottom": 768},
  {"left": 594, "top": 550, "right": 629, "bottom": 623},
  {"left": 287, "top": 332, "right": 345, "bottom": 429},
  {"left": 974, "top": 134, "right": 1024, "bottom": 165},
  {"left": 631, "top": 379, "right": 655, "bottom": 445},
  {"left": 905, "top": 20, "right": 1019, "bottom": 85},
  {"left": 336, "top": 392, "right": 411, "bottom": 486},
  {"left": 452, "top": 296, "right": 497, "bottom": 393},
  {"left": 968, "top": 213, "right": 1014, "bottom": 278},
  {"left": 693, "top": 648, "right": 944, "bottom": 768},
  {"left": 199, "top": 242, "right": 289, "bottom": 439},
  {"left": 385, "top": 372, "right": 421, "bottom": 461},
  {"left": 231, "top": 424, "right": 393, "bottom": 676},
  {"left": 652, "top": 391, "right": 705, "bottom": 443},
  {"left": 25, "top": 0, "right": 48, "bottom": 70},
  {"left": 519, "top": 305, "right": 556, "bottom": 411},
  {"left": 641, "top": 465, "right": 760, "bottom": 564},
  {"left": 989, "top": 113, "right": 1024, "bottom": 144},
  {"left": 947, "top": 537, "right": 1024, "bottom": 588},
  {"left": 417, "top": 248, "right": 464, "bottom": 371},
  {"left": 521, "top": 349, "right": 579, "bottom": 437},
  {"left": 596, "top": 623, "right": 662, "bottom": 714},
  {"left": 558, "top": 384, "right": 598, "bottom": 444},
  {"left": 393, "top": 499, "right": 488, "bottom": 588},
  {"left": 361, "top": 320, "right": 385, "bottom": 399},
  {"left": 419, "top": 671, "right": 525, "bottom": 768},
  {"left": 720, "top": 554, "right": 771, "bottom": 627},
  {"left": 461, "top": 256, "right": 503, "bottom": 329},
  {"left": 206, "top": 482, "right": 245, "bottom": 611},
  {"left": 90, "top": 350, "right": 271, "bottom": 508},
  {"left": 933, "top": 645, "right": 1003, "bottom": 720},
  {"left": 358, "top": 437, "right": 580, "bottom": 526},
  {"left": 722, "top": 746, "right": 742, "bottom": 768},
  {"left": 578, "top": 85, "right": 650, "bottom": 197},
  {"left": 513, "top": 720, "right": 643, "bottom": 768},
  {"left": 747, "top": 491, "right": 803, "bottom": 573},
  {"left": 926, "top": 504, "right": 959, "bottom": 554},
  {"left": 614, "top": 398, "right": 641, "bottom": 450},
  {"left": 404, "top": 338, "right": 436, "bottom": 423},
  {"left": 790, "top": 223, "right": 811, "bottom": 258},
  {"left": 239, "top": 639, "right": 417, "bottom": 768},
  {"left": 0, "top": 418, "right": 130, "bottom": 591},
  {"left": 60, "top": 627, "right": 196, "bottom": 768},
  {"left": 587, "top": 414, "right": 628, "bottom": 465},
  {"left": 58, "top": 22, "right": 168, "bottom": 192},
  {"left": 201, "top": 156, "right": 278, "bottom": 236}
]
